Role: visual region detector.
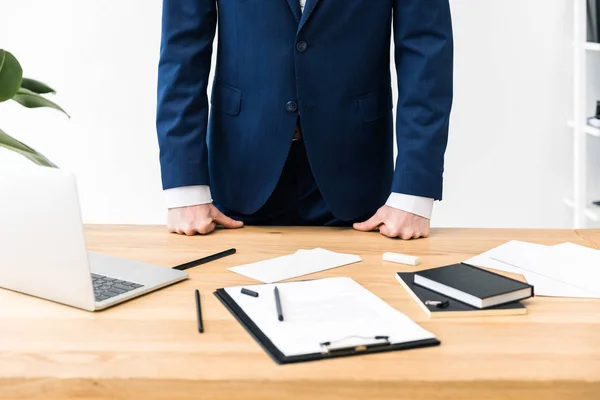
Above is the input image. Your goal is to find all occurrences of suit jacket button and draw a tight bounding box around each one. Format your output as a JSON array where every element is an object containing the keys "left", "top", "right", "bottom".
[
  {"left": 286, "top": 101, "right": 298, "bottom": 112},
  {"left": 296, "top": 41, "right": 308, "bottom": 52}
]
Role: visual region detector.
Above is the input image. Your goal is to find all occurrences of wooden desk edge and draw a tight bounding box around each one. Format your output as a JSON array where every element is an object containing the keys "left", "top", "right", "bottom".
[{"left": 2, "top": 378, "right": 600, "bottom": 400}]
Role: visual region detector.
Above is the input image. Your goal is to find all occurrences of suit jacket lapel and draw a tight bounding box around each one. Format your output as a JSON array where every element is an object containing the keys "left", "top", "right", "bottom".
[
  {"left": 286, "top": 0, "right": 302, "bottom": 24},
  {"left": 298, "top": 0, "right": 320, "bottom": 32}
]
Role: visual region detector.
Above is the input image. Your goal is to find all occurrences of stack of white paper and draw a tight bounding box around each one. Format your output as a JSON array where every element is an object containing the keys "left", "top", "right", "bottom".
[
  {"left": 464, "top": 241, "right": 600, "bottom": 298},
  {"left": 227, "top": 248, "right": 362, "bottom": 283}
]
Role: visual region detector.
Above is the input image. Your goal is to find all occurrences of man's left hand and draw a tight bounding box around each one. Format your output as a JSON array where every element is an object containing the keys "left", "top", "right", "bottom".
[{"left": 353, "top": 205, "right": 430, "bottom": 239}]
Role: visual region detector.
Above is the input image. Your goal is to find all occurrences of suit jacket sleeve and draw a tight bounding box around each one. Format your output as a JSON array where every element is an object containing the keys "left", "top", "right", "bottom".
[
  {"left": 156, "top": 0, "right": 217, "bottom": 190},
  {"left": 392, "top": 0, "right": 453, "bottom": 200}
]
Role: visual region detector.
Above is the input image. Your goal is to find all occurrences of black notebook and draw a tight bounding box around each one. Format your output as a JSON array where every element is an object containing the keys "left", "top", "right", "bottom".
[
  {"left": 396, "top": 273, "right": 527, "bottom": 318},
  {"left": 214, "top": 277, "right": 440, "bottom": 364},
  {"left": 414, "top": 263, "right": 534, "bottom": 309}
]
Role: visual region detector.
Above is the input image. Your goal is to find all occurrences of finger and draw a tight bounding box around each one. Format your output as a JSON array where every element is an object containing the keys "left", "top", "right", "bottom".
[
  {"left": 353, "top": 213, "right": 383, "bottom": 232},
  {"left": 378, "top": 224, "right": 398, "bottom": 238},
  {"left": 213, "top": 212, "right": 244, "bottom": 229},
  {"left": 183, "top": 225, "right": 198, "bottom": 236},
  {"left": 196, "top": 221, "right": 216, "bottom": 235},
  {"left": 413, "top": 230, "right": 427, "bottom": 239},
  {"left": 167, "top": 218, "right": 177, "bottom": 233},
  {"left": 400, "top": 228, "right": 415, "bottom": 240}
]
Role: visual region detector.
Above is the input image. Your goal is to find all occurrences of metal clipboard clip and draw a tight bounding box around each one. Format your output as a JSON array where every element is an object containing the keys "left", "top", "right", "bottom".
[{"left": 319, "top": 335, "right": 391, "bottom": 355}]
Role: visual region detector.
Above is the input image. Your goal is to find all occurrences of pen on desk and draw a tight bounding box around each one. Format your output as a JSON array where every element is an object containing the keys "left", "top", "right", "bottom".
[
  {"left": 173, "top": 248, "right": 236, "bottom": 271},
  {"left": 195, "top": 289, "right": 204, "bottom": 333},
  {"left": 274, "top": 286, "right": 284, "bottom": 321}
]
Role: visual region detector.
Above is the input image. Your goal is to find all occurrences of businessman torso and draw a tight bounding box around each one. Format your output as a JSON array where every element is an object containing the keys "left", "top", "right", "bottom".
[{"left": 157, "top": 0, "right": 453, "bottom": 221}]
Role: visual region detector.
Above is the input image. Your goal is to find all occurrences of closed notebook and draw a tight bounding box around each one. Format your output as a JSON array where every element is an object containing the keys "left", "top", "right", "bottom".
[
  {"left": 396, "top": 272, "right": 527, "bottom": 318},
  {"left": 414, "top": 263, "right": 534, "bottom": 309}
]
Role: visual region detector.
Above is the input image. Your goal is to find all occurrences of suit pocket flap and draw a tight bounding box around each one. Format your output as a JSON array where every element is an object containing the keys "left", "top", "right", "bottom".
[
  {"left": 357, "top": 88, "right": 392, "bottom": 122},
  {"left": 211, "top": 82, "right": 242, "bottom": 116}
]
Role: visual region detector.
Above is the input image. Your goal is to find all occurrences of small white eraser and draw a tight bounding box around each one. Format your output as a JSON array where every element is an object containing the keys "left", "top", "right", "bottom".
[{"left": 382, "top": 252, "right": 420, "bottom": 266}]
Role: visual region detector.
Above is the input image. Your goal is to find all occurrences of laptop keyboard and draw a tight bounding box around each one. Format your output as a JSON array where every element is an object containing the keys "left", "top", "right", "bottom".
[{"left": 92, "top": 273, "right": 144, "bottom": 302}]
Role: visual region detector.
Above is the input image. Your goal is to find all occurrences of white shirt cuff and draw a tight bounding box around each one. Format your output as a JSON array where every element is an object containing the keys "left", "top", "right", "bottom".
[
  {"left": 164, "top": 185, "right": 213, "bottom": 209},
  {"left": 385, "top": 192, "right": 434, "bottom": 219}
]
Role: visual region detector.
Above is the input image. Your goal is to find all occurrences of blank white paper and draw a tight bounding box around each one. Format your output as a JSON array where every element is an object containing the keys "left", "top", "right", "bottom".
[
  {"left": 224, "top": 277, "right": 436, "bottom": 357},
  {"left": 466, "top": 241, "right": 600, "bottom": 298},
  {"left": 464, "top": 240, "right": 547, "bottom": 274},
  {"left": 490, "top": 242, "right": 600, "bottom": 297},
  {"left": 227, "top": 248, "right": 362, "bottom": 283}
]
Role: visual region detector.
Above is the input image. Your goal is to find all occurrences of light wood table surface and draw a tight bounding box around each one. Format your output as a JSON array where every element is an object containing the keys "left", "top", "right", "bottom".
[
  {"left": 1, "top": 226, "right": 600, "bottom": 400},
  {"left": 576, "top": 229, "right": 600, "bottom": 249}
]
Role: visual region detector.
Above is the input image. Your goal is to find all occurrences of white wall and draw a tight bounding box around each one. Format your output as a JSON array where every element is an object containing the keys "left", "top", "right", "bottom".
[
  {"left": 0, "top": 0, "right": 582, "bottom": 228},
  {"left": 0, "top": 0, "right": 165, "bottom": 224},
  {"left": 435, "top": 0, "right": 577, "bottom": 228}
]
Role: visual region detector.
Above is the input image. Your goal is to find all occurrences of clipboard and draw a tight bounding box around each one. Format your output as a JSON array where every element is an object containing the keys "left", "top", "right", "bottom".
[{"left": 214, "top": 278, "right": 440, "bottom": 364}]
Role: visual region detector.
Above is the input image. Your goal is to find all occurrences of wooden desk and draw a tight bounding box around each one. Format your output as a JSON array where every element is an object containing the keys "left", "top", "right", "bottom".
[
  {"left": 576, "top": 229, "right": 600, "bottom": 249},
  {"left": 1, "top": 226, "right": 600, "bottom": 400}
]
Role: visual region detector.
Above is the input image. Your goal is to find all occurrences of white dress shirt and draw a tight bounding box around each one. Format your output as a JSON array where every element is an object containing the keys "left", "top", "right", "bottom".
[{"left": 164, "top": 0, "right": 434, "bottom": 219}]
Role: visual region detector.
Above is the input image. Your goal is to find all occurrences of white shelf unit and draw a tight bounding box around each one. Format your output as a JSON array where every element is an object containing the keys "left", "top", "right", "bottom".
[
  {"left": 563, "top": 198, "right": 600, "bottom": 222},
  {"left": 585, "top": 42, "right": 600, "bottom": 51},
  {"left": 567, "top": 0, "right": 600, "bottom": 228},
  {"left": 567, "top": 120, "right": 600, "bottom": 137}
]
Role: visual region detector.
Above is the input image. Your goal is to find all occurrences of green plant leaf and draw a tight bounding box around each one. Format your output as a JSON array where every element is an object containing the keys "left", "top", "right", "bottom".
[
  {"left": 12, "top": 87, "right": 70, "bottom": 117},
  {"left": 0, "top": 49, "right": 23, "bottom": 102},
  {"left": 20, "top": 78, "right": 56, "bottom": 94},
  {"left": 0, "top": 128, "right": 57, "bottom": 167}
]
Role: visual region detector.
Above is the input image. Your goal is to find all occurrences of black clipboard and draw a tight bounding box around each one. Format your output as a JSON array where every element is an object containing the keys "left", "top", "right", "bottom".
[{"left": 214, "top": 288, "right": 441, "bottom": 365}]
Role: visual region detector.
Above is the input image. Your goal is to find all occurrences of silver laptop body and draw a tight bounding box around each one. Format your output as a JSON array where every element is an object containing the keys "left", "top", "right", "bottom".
[{"left": 0, "top": 167, "right": 188, "bottom": 311}]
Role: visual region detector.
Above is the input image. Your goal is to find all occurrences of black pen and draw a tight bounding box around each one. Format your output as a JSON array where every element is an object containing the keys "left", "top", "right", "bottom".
[
  {"left": 274, "top": 286, "right": 284, "bottom": 321},
  {"left": 195, "top": 289, "right": 204, "bottom": 333},
  {"left": 173, "top": 248, "right": 236, "bottom": 271}
]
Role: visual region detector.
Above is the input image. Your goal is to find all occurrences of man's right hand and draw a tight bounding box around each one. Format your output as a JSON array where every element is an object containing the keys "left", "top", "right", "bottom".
[{"left": 167, "top": 204, "right": 244, "bottom": 236}]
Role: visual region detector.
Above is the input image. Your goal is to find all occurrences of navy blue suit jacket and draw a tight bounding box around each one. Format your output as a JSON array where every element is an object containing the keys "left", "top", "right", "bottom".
[{"left": 157, "top": 0, "right": 453, "bottom": 220}]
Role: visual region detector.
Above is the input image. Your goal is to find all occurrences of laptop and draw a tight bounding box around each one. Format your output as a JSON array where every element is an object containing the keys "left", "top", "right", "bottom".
[{"left": 0, "top": 167, "right": 188, "bottom": 311}]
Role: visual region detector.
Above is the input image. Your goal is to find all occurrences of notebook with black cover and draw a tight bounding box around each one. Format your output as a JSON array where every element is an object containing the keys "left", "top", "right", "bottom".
[
  {"left": 396, "top": 272, "right": 527, "bottom": 318},
  {"left": 414, "top": 263, "right": 534, "bottom": 309},
  {"left": 214, "top": 277, "right": 440, "bottom": 364}
]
